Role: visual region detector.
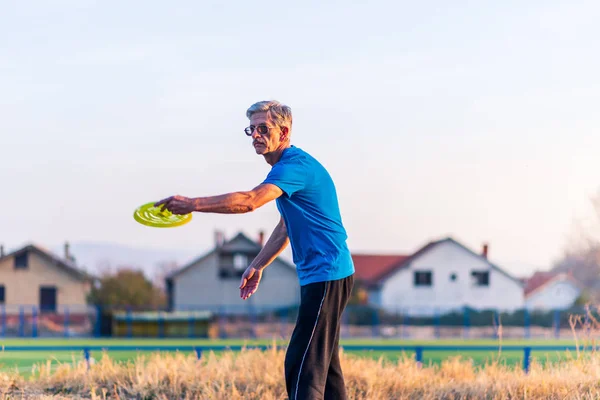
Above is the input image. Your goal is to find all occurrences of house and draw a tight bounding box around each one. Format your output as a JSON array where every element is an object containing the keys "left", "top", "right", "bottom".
[
  {"left": 0, "top": 242, "right": 93, "bottom": 313},
  {"left": 166, "top": 231, "right": 300, "bottom": 314},
  {"left": 523, "top": 271, "right": 581, "bottom": 311},
  {"left": 351, "top": 237, "right": 525, "bottom": 316},
  {"left": 350, "top": 254, "right": 409, "bottom": 305}
]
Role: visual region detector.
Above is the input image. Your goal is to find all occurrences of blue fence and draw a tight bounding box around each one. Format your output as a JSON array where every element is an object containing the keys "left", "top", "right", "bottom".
[
  {"left": 0, "top": 344, "right": 592, "bottom": 374},
  {"left": 0, "top": 304, "right": 592, "bottom": 339}
]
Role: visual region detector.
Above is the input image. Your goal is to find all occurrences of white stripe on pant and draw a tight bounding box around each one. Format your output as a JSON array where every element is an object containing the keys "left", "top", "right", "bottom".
[{"left": 294, "top": 287, "right": 327, "bottom": 399}]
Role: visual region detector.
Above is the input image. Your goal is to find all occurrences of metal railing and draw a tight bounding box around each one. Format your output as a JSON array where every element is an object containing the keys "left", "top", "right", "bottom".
[
  {"left": 0, "top": 303, "right": 593, "bottom": 340},
  {"left": 1, "top": 344, "right": 593, "bottom": 374}
]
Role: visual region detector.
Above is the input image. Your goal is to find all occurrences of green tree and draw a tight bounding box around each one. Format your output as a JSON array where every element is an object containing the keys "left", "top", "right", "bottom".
[
  {"left": 348, "top": 280, "right": 369, "bottom": 305},
  {"left": 574, "top": 289, "right": 592, "bottom": 306},
  {"left": 88, "top": 267, "right": 166, "bottom": 309}
]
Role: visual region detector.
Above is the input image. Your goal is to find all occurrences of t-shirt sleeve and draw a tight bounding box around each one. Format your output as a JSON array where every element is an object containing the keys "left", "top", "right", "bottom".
[{"left": 262, "top": 160, "right": 307, "bottom": 197}]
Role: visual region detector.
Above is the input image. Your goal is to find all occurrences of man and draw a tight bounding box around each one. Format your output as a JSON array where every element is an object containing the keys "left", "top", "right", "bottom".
[{"left": 155, "top": 100, "right": 355, "bottom": 400}]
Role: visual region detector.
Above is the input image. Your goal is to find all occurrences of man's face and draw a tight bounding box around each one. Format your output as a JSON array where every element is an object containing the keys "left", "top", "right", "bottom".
[{"left": 248, "top": 111, "right": 286, "bottom": 155}]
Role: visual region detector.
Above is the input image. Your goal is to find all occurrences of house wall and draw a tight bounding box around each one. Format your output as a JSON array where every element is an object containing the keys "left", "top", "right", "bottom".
[
  {"left": 0, "top": 251, "right": 90, "bottom": 310},
  {"left": 379, "top": 241, "right": 524, "bottom": 315},
  {"left": 525, "top": 280, "right": 580, "bottom": 310},
  {"left": 172, "top": 252, "right": 300, "bottom": 313}
]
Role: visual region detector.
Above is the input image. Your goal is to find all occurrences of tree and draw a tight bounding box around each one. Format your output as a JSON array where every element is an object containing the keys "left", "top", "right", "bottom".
[
  {"left": 348, "top": 281, "right": 370, "bottom": 305},
  {"left": 574, "top": 289, "right": 593, "bottom": 306},
  {"left": 552, "top": 189, "right": 600, "bottom": 300},
  {"left": 88, "top": 267, "right": 166, "bottom": 310},
  {"left": 152, "top": 260, "right": 180, "bottom": 291}
]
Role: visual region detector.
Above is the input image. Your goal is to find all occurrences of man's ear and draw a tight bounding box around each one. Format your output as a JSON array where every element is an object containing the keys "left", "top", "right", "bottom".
[{"left": 280, "top": 126, "right": 289, "bottom": 141}]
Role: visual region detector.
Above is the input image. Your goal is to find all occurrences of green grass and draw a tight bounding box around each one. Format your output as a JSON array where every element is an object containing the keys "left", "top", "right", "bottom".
[{"left": 0, "top": 337, "right": 585, "bottom": 377}]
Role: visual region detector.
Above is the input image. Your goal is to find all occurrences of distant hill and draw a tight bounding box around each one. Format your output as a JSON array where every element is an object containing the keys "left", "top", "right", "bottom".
[{"left": 50, "top": 241, "right": 199, "bottom": 276}]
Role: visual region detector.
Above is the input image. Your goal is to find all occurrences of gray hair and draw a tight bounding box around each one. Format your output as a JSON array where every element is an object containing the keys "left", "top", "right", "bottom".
[{"left": 246, "top": 100, "right": 293, "bottom": 128}]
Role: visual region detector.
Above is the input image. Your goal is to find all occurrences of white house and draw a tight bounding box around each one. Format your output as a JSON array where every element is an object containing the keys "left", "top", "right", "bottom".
[
  {"left": 524, "top": 271, "right": 581, "bottom": 311},
  {"left": 165, "top": 231, "right": 300, "bottom": 314},
  {"left": 352, "top": 237, "right": 525, "bottom": 316}
]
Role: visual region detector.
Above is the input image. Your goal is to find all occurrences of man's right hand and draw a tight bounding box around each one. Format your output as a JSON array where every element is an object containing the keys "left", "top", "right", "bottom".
[{"left": 239, "top": 267, "right": 263, "bottom": 300}]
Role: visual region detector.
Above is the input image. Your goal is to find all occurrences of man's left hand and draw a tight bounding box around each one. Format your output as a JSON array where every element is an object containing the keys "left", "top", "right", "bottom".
[{"left": 154, "top": 195, "right": 196, "bottom": 215}]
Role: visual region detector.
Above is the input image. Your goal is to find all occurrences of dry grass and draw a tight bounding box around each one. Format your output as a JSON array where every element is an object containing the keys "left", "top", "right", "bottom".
[
  {"left": 0, "top": 347, "right": 600, "bottom": 399},
  {"left": 1, "top": 307, "right": 600, "bottom": 399}
]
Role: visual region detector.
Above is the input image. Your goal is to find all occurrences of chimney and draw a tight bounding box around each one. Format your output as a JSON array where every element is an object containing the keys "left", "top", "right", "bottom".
[
  {"left": 482, "top": 243, "right": 489, "bottom": 259},
  {"left": 64, "top": 241, "right": 71, "bottom": 261},
  {"left": 258, "top": 230, "right": 265, "bottom": 247},
  {"left": 0, "top": 244, "right": 4, "bottom": 258},
  {"left": 214, "top": 230, "right": 224, "bottom": 248}
]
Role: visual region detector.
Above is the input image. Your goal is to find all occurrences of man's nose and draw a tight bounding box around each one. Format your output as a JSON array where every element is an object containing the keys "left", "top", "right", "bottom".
[{"left": 251, "top": 130, "right": 262, "bottom": 139}]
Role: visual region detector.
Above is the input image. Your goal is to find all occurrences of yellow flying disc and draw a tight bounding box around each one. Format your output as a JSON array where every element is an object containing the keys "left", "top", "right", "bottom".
[{"left": 133, "top": 202, "right": 192, "bottom": 228}]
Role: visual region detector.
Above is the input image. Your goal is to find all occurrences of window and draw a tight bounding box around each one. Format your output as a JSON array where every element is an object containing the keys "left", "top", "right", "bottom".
[
  {"left": 14, "top": 252, "right": 28, "bottom": 269},
  {"left": 0, "top": 285, "right": 4, "bottom": 304},
  {"left": 414, "top": 271, "right": 432, "bottom": 287},
  {"left": 471, "top": 271, "right": 489, "bottom": 286},
  {"left": 40, "top": 286, "right": 57, "bottom": 312},
  {"left": 450, "top": 273, "right": 457, "bottom": 282},
  {"left": 233, "top": 254, "right": 248, "bottom": 271}
]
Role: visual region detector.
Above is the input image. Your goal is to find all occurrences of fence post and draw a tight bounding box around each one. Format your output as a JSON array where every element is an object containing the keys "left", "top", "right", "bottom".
[
  {"left": 463, "top": 307, "right": 470, "bottom": 339},
  {"left": 343, "top": 307, "right": 350, "bottom": 338},
  {"left": 1, "top": 305, "right": 5, "bottom": 337},
  {"left": 188, "top": 312, "right": 194, "bottom": 338},
  {"left": 126, "top": 307, "right": 133, "bottom": 338},
  {"left": 524, "top": 308, "right": 530, "bottom": 339},
  {"left": 219, "top": 306, "right": 227, "bottom": 339},
  {"left": 95, "top": 305, "right": 102, "bottom": 338},
  {"left": 64, "top": 306, "right": 70, "bottom": 338},
  {"left": 32, "top": 306, "right": 38, "bottom": 338},
  {"left": 494, "top": 310, "right": 500, "bottom": 339},
  {"left": 415, "top": 346, "right": 423, "bottom": 367},
  {"left": 372, "top": 308, "right": 380, "bottom": 337},
  {"left": 585, "top": 309, "right": 591, "bottom": 337},
  {"left": 19, "top": 306, "right": 24, "bottom": 337},
  {"left": 403, "top": 308, "right": 410, "bottom": 339},
  {"left": 523, "top": 347, "right": 531, "bottom": 374},
  {"left": 553, "top": 310, "right": 560, "bottom": 339},
  {"left": 434, "top": 308, "right": 440, "bottom": 339},
  {"left": 83, "top": 347, "right": 91, "bottom": 370},
  {"left": 158, "top": 311, "right": 165, "bottom": 339},
  {"left": 249, "top": 303, "right": 257, "bottom": 339},
  {"left": 280, "top": 311, "right": 287, "bottom": 339}
]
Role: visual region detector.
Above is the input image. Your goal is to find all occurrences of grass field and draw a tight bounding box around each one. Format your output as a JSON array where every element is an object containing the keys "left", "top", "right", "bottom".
[
  {"left": 1, "top": 336, "right": 600, "bottom": 398},
  {"left": 0, "top": 337, "right": 584, "bottom": 376},
  {"left": 1, "top": 312, "right": 596, "bottom": 397},
  {"left": 0, "top": 338, "right": 599, "bottom": 399}
]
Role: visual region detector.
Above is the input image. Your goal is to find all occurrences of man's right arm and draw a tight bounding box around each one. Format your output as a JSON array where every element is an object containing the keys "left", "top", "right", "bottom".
[{"left": 249, "top": 217, "right": 289, "bottom": 271}]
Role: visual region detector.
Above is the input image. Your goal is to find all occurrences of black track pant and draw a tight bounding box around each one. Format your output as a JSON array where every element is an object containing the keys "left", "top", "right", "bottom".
[{"left": 284, "top": 274, "right": 354, "bottom": 400}]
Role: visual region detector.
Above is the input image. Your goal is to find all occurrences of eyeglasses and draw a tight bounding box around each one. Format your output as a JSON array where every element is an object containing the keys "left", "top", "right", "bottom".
[{"left": 244, "top": 124, "right": 277, "bottom": 136}]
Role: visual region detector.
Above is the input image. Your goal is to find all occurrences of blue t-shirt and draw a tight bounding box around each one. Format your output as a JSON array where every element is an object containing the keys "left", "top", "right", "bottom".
[{"left": 262, "top": 146, "right": 354, "bottom": 286}]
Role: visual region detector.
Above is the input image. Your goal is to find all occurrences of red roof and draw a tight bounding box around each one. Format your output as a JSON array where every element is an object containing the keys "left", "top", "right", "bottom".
[
  {"left": 524, "top": 271, "right": 578, "bottom": 297},
  {"left": 523, "top": 272, "right": 555, "bottom": 296},
  {"left": 352, "top": 254, "right": 410, "bottom": 284}
]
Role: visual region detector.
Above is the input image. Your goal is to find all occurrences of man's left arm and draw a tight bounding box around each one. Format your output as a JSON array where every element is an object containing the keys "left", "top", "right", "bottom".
[{"left": 155, "top": 183, "right": 283, "bottom": 215}]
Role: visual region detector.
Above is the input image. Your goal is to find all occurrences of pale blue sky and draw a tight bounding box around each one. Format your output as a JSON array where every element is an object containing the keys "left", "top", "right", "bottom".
[{"left": 1, "top": 0, "right": 598, "bottom": 276}]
